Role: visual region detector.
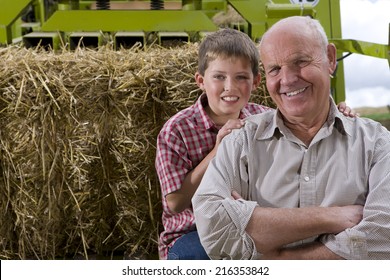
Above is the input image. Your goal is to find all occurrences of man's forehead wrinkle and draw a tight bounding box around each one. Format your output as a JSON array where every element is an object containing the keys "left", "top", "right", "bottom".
[{"left": 263, "top": 49, "right": 305, "bottom": 69}]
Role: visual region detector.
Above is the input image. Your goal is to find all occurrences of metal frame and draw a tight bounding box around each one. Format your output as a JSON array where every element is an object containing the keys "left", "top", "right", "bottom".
[{"left": 1, "top": 0, "right": 389, "bottom": 103}]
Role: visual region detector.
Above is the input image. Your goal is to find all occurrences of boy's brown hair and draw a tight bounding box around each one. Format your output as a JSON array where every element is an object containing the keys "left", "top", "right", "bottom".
[{"left": 197, "top": 28, "right": 259, "bottom": 76}]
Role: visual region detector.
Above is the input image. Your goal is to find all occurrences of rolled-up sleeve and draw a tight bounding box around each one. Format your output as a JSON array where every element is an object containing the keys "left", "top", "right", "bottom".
[
  {"left": 321, "top": 128, "right": 390, "bottom": 259},
  {"left": 192, "top": 133, "right": 259, "bottom": 259}
]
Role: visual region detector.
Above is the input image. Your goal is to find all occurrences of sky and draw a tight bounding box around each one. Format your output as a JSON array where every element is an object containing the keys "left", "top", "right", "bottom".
[{"left": 339, "top": 0, "right": 390, "bottom": 108}]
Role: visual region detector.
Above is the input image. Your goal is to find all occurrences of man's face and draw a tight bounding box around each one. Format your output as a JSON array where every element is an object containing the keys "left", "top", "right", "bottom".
[{"left": 260, "top": 25, "right": 334, "bottom": 122}]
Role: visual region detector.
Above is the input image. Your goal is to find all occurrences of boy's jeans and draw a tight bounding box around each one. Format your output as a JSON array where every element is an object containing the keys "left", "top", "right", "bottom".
[{"left": 167, "top": 230, "right": 210, "bottom": 260}]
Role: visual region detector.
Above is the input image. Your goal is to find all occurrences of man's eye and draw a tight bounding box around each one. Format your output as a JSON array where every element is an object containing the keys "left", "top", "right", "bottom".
[
  {"left": 297, "top": 60, "right": 310, "bottom": 67},
  {"left": 267, "top": 68, "right": 280, "bottom": 77}
]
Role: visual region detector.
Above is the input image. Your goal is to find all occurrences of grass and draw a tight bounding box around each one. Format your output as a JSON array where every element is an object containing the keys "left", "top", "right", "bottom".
[
  {"left": 355, "top": 106, "right": 390, "bottom": 130},
  {"left": 361, "top": 112, "right": 390, "bottom": 121},
  {"left": 356, "top": 106, "right": 390, "bottom": 120}
]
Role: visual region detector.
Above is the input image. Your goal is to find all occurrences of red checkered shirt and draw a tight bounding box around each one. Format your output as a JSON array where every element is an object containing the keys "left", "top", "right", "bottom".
[{"left": 155, "top": 93, "right": 271, "bottom": 259}]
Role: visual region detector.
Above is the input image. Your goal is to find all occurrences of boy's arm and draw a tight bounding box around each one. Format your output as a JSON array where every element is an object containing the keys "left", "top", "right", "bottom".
[
  {"left": 166, "top": 148, "right": 216, "bottom": 213},
  {"left": 166, "top": 119, "right": 246, "bottom": 213}
]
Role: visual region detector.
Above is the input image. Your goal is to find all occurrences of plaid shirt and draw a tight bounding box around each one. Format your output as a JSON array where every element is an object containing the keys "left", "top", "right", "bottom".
[{"left": 155, "top": 93, "right": 271, "bottom": 259}]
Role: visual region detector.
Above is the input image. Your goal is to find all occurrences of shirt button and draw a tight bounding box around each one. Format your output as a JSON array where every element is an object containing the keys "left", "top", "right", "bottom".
[{"left": 304, "top": 176, "right": 310, "bottom": 182}]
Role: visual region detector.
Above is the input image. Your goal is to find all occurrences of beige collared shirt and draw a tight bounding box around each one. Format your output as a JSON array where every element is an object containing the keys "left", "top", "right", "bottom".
[{"left": 192, "top": 100, "right": 390, "bottom": 259}]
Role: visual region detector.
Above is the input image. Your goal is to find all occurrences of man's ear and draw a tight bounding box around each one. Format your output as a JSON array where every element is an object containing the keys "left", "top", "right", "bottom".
[
  {"left": 195, "top": 72, "right": 205, "bottom": 91},
  {"left": 327, "top": 43, "right": 337, "bottom": 75}
]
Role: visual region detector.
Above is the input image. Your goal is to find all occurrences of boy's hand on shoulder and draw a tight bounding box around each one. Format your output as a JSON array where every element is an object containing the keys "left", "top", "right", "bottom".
[
  {"left": 337, "top": 102, "right": 360, "bottom": 117},
  {"left": 215, "top": 119, "right": 245, "bottom": 147}
]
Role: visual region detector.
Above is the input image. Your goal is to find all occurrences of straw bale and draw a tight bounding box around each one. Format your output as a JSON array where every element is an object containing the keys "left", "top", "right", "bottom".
[{"left": 0, "top": 42, "right": 272, "bottom": 260}]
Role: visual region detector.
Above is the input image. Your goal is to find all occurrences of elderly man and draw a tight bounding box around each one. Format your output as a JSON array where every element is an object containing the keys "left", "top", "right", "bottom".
[{"left": 192, "top": 16, "right": 390, "bottom": 260}]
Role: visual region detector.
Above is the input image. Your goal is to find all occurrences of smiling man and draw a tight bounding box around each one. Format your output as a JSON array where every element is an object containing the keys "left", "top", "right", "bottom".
[
  {"left": 192, "top": 16, "right": 390, "bottom": 260},
  {"left": 259, "top": 14, "right": 335, "bottom": 146}
]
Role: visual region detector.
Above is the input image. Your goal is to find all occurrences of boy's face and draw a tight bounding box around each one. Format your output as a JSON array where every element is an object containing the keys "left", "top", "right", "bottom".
[{"left": 195, "top": 56, "right": 260, "bottom": 125}]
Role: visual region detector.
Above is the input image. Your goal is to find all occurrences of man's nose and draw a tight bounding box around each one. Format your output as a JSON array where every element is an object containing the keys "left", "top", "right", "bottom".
[{"left": 280, "top": 67, "right": 299, "bottom": 86}]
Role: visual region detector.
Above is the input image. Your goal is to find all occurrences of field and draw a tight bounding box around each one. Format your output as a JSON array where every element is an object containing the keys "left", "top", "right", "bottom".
[{"left": 355, "top": 106, "right": 390, "bottom": 130}]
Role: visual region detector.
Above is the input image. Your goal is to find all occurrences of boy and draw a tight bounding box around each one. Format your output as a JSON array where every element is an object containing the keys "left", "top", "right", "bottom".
[{"left": 155, "top": 28, "right": 354, "bottom": 260}]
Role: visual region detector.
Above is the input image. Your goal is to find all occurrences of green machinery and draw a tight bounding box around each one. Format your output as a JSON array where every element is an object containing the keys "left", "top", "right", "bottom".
[{"left": 1, "top": 0, "right": 389, "bottom": 103}]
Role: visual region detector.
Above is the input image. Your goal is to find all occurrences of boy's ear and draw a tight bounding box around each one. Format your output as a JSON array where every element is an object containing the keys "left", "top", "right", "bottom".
[
  {"left": 195, "top": 72, "right": 205, "bottom": 90},
  {"left": 252, "top": 73, "right": 262, "bottom": 90}
]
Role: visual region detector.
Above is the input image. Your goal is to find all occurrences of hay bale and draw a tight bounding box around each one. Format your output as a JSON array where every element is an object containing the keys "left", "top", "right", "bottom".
[{"left": 0, "top": 43, "right": 272, "bottom": 260}]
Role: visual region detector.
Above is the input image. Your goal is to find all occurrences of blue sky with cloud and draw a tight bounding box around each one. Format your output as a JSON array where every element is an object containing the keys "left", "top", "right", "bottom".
[{"left": 340, "top": 0, "right": 390, "bottom": 108}]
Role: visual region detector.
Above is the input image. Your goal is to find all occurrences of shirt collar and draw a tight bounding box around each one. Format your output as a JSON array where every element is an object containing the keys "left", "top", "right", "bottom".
[
  {"left": 259, "top": 97, "right": 351, "bottom": 140},
  {"left": 323, "top": 97, "right": 352, "bottom": 136},
  {"left": 195, "top": 93, "right": 218, "bottom": 131},
  {"left": 240, "top": 105, "right": 254, "bottom": 119},
  {"left": 331, "top": 100, "right": 352, "bottom": 136}
]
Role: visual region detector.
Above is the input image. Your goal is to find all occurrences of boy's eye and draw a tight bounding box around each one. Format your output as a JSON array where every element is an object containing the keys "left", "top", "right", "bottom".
[
  {"left": 214, "top": 75, "right": 225, "bottom": 80},
  {"left": 237, "top": 75, "right": 249, "bottom": 80}
]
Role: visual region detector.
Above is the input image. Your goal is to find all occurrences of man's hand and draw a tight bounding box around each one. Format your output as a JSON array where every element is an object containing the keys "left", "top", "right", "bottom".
[
  {"left": 327, "top": 205, "right": 363, "bottom": 234},
  {"left": 231, "top": 190, "right": 243, "bottom": 200}
]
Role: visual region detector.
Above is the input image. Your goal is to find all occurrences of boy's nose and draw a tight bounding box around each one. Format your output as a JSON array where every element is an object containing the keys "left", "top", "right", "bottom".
[{"left": 224, "top": 79, "right": 235, "bottom": 92}]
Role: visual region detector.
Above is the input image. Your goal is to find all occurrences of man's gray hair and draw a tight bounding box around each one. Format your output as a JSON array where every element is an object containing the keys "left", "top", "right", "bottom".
[{"left": 259, "top": 16, "right": 329, "bottom": 52}]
